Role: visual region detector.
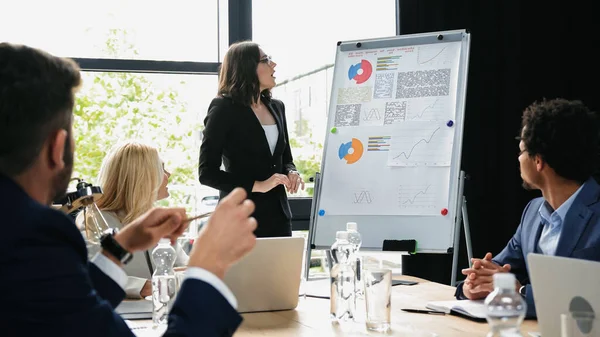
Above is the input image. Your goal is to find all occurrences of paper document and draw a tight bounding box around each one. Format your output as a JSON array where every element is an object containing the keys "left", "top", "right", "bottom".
[
  {"left": 387, "top": 121, "right": 453, "bottom": 167},
  {"left": 125, "top": 320, "right": 166, "bottom": 337},
  {"left": 426, "top": 299, "right": 487, "bottom": 321}
]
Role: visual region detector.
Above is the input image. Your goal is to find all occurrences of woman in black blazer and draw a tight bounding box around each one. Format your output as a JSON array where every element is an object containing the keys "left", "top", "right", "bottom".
[{"left": 198, "top": 41, "right": 305, "bottom": 237}]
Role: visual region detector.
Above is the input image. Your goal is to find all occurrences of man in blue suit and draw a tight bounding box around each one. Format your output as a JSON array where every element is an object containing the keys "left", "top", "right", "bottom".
[
  {"left": 0, "top": 43, "right": 258, "bottom": 336},
  {"left": 455, "top": 98, "right": 600, "bottom": 317}
]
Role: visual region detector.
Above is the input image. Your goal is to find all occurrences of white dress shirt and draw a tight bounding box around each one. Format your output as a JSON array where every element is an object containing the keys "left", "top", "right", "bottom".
[
  {"left": 81, "top": 210, "right": 218, "bottom": 301},
  {"left": 98, "top": 210, "right": 190, "bottom": 298},
  {"left": 262, "top": 124, "right": 279, "bottom": 155},
  {"left": 537, "top": 182, "right": 585, "bottom": 255},
  {"left": 91, "top": 253, "right": 237, "bottom": 309}
]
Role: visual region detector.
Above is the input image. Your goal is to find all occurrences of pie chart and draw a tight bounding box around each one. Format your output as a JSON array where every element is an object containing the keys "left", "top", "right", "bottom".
[
  {"left": 338, "top": 138, "right": 364, "bottom": 164},
  {"left": 347, "top": 60, "right": 373, "bottom": 84}
]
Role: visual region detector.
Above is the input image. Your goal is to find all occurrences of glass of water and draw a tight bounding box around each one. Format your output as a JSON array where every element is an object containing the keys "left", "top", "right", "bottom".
[{"left": 363, "top": 266, "right": 392, "bottom": 332}]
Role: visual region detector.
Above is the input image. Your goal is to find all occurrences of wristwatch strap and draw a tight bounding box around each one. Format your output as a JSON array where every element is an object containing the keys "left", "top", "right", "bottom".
[{"left": 100, "top": 229, "right": 133, "bottom": 265}]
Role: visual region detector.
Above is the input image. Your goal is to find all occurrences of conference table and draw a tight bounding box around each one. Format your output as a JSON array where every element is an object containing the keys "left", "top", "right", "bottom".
[
  {"left": 231, "top": 275, "right": 538, "bottom": 337},
  {"left": 132, "top": 276, "right": 538, "bottom": 336}
]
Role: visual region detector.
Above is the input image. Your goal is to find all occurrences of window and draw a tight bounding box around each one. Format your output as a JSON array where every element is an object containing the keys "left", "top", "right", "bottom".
[
  {"left": 252, "top": 2, "right": 398, "bottom": 270},
  {"left": 253, "top": 0, "right": 397, "bottom": 196},
  {"left": 0, "top": 1, "right": 235, "bottom": 214},
  {"left": 0, "top": 0, "right": 221, "bottom": 61},
  {"left": 72, "top": 72, "right": 218, "bottom": 213}
]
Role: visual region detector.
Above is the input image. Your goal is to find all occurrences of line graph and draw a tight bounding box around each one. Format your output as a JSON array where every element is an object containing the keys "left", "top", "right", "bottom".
[
  {"left": 387, "top": 122, "right": 453, "bottom": 166},
  {"left": 363, "top": 108, "right": 381, "bottom": 121},
  {"left": 417, "top": 45, "right": 451, "bottom": 66},
  {"left": 398, "top": 184, "right": 437, "bottom": 209},
  {"left": 407, "top": 98, "right": 449, "bottom": 121},
  {"left": 418, "top": 46, "right": 446, "bottom": 64},
  {"left": 402, "top": 185, "right": 431, "bottom": 204},
  {"left": 353, "top": 190, "right": 373, "bottom": 204},
  {"left": 393, "top": 127, "right": 440, "bottom": 160}
]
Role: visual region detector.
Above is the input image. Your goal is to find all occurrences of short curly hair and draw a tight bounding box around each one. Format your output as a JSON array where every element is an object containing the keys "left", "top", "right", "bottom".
[{"left": 521, "top": 98, "right": 600, "bottom": 183}]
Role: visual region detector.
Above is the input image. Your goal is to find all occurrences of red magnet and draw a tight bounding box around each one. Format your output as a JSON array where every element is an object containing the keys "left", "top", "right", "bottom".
[{"left": 441, "top": 208, "right": 448, "bottom": 216}]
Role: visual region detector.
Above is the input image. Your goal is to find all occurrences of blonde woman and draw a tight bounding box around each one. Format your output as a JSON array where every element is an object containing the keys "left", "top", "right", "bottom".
[{"left": 78, "top": 142, "right": 189, "bottom": 298}]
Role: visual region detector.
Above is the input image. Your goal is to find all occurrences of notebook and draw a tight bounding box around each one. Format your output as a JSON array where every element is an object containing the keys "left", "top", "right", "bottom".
[
  {"left": 115, "top": 299, "right": 153, "bottom": 320},
  {"left": 426, "top": 299, "right": 487, "bottom": 322}
]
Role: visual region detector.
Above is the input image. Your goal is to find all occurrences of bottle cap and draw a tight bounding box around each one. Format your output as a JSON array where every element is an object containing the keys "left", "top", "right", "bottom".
[
  {"left": 336, "top": 231, "right": 348, "bottom": 240},
  {"left": 346, "top": 222, "right": 358, "bottom": 231},
  {"left": 493, "top": 273, "right": 516, "bottom": 290}
]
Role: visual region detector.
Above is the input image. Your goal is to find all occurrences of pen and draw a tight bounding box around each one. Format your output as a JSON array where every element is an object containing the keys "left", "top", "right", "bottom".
[
  {"left": 182, "top": 212, "right": 212, "bottom": 224},
  {"left": 401, "top": 308, "right": 446, "bottom": 315}
]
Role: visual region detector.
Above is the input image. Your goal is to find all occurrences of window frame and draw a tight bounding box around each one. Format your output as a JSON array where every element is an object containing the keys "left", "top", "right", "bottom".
[
  {"left": 70, "top": 0, "right": 253, "bottom": 76},
  {"left": 67, "top": 0, "right": 400, "bottom": 231}
]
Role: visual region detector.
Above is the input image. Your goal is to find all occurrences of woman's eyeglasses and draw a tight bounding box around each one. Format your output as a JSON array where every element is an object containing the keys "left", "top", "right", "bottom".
[{"left": 259, "top": 55, "right": 274, "bottom": 66}]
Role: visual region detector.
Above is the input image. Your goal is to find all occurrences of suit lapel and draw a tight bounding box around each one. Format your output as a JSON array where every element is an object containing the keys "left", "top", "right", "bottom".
[
  {"left": 555, "top": 203, "right": 592, "bottom": 257},
  {"left": 265, "top": 99, "right": 285, "bottom": 157},
  {"left": 245, "top": 104, "right": 274, "bottom": 158},
  {"left": 555, "top": 177, "right": 600, "bottom": 257},
  {"left": 528, "top": 214, "right": 544, "bottom": 255}
]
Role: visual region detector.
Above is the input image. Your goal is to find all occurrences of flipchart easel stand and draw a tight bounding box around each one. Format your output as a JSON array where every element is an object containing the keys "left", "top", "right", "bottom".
[{"left": 304, "top": 170, "right": 472, "bottom": 286}]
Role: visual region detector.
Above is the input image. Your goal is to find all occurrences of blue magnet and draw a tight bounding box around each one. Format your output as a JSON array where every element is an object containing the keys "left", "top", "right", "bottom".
[
  {"left": 446, "top": 120, "right": 454, "bottom": 127},
  {"left": 318, "top": 209, "right": 325, "bottom": 216}
]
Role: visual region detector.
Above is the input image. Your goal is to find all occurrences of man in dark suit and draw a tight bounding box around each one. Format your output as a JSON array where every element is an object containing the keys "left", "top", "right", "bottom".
[
  {"left": 0, "top": 43, "right": 258, "bottom": 336},
  {"left": 455, "top": 99, "right": 600, "bottom": 318}
]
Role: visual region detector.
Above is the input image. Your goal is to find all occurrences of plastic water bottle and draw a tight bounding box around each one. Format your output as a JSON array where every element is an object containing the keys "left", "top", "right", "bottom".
[
  {"left": 484, "top": 273, "right": 527, "bottom": 337},
  {"left": 330, "top": 231, "right": 356, "bottom": 322},
  {"left": 346, "top": 222, "right": 362, "bottom": 253},
  {"left": 152, "top": 239, "right": 177, "bottom": 326},
  {"left": 345, "top": 222, "right": 362, "bottom": 296}
]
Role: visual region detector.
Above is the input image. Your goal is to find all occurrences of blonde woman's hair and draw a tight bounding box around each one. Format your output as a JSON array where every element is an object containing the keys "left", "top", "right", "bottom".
[{"left": 95, "top": 142, "right": 164, "bottom": 225}]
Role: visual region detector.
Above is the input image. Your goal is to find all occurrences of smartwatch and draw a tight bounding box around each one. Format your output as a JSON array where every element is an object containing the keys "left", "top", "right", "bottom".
[
  {"left": 519, "top": 285, "right": 527, "bottom": 297},
  {"left": 100, "top": 228, "right": 133, "bottom": 265}
]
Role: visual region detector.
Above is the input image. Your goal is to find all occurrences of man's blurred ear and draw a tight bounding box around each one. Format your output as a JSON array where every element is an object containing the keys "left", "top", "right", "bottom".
[{"left": 49, "top": 129, "right": 68, "bottom": 172}]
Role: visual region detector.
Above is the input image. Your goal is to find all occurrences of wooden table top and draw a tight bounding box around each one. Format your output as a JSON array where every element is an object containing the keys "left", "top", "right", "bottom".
[{"left": 233, "top": 276, "right": 539, "bottom": 337}]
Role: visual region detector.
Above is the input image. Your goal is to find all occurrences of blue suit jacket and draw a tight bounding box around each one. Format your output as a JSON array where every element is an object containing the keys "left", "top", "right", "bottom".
[
  {"left": 456, "top": 177, "right": 600, "bottom": 318},
  {"left": 0, "top": 174, "right": 242, "bottom": 336}
]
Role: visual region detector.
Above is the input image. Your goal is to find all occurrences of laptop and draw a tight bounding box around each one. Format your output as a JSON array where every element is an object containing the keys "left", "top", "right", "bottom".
[
  {"left": 223, "top": 236, "right": 305, "bottom": 313},
  {"left": 527, "top": 253, "right": 600, "bottom": 337}
]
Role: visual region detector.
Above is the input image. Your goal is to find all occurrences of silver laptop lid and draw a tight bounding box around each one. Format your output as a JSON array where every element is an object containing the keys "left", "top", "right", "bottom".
[
  {"left": 528, "top": 253, "right": 600, "bottom": 337},
  {"left": 223, "top": 236, "right": 305, "bottom": 313}
]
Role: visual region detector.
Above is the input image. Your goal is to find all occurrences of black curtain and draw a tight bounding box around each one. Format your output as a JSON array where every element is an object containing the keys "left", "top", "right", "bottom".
[{"left": 398, "top": 0, "right": 600, "bottom": 281}]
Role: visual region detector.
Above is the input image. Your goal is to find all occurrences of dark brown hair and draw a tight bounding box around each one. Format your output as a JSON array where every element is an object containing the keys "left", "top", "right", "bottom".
[
  {"left": 521, "top": 98, "right": 600, "bottom": 183},
  {"left": 217, "top": 41, "right": 272, "bottom": 106},
  {"left": 0, "top": 43, "right": 81, "bottom": 177}
]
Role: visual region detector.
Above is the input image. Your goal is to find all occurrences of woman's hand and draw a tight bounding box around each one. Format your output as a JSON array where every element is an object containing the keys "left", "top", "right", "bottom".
[
  {"left": 140, "top": 280, "right": 152, "bottom": 298},
  {"left": 287, "top": 171, "right": 305, "bottom": 194},
  {"left": 253, "top": 174, "right": 291, "bottom": 193}
]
